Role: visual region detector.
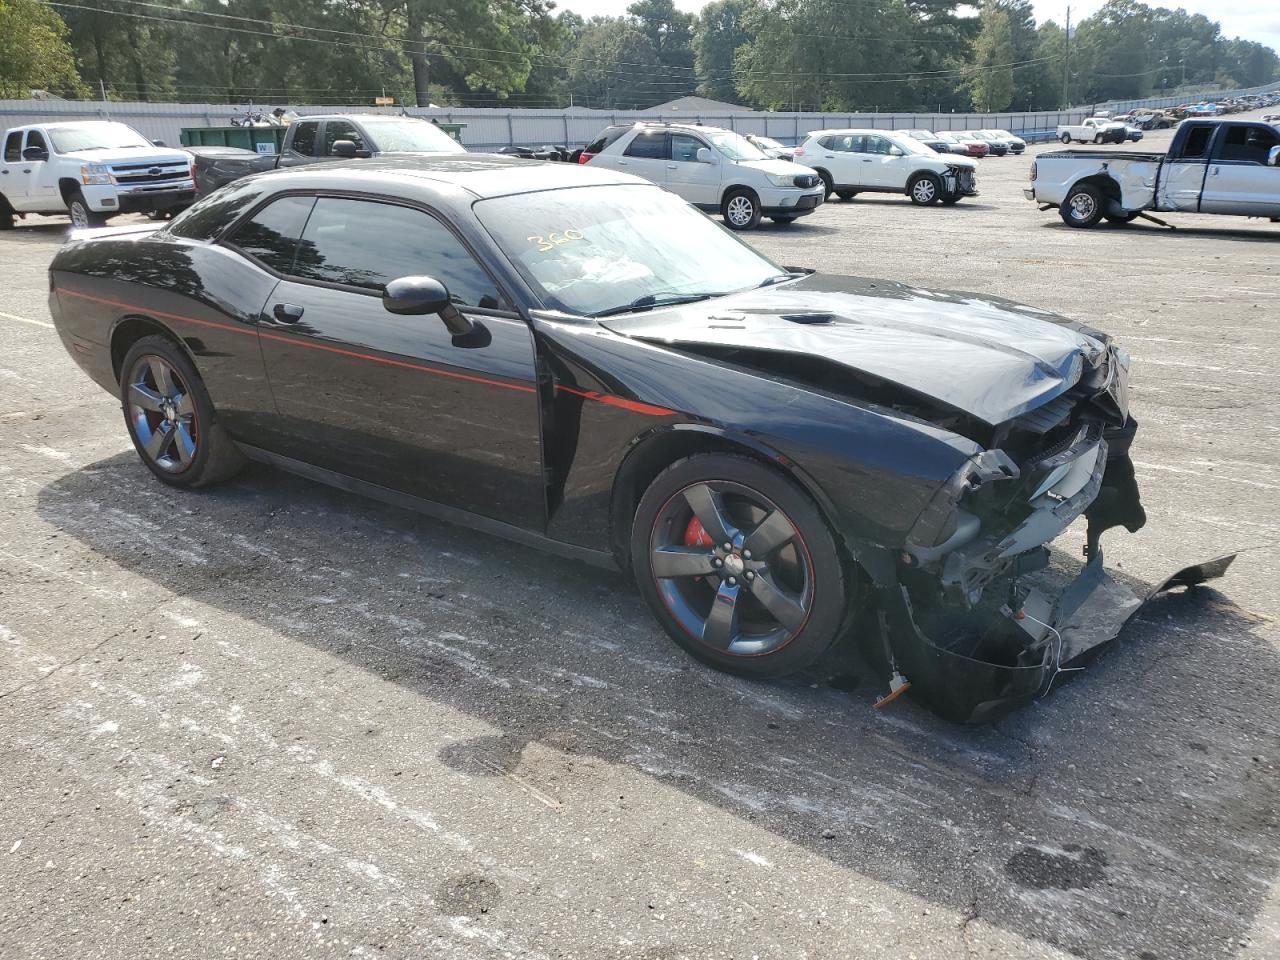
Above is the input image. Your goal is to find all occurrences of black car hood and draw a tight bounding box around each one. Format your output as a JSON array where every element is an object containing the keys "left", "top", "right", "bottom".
[{"left": 602, "top": 274, "right": 1110, "bottom": 426}]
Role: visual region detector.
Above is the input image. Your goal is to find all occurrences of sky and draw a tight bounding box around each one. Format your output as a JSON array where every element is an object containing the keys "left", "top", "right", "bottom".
[{"left": 552, "top": 0, "right": 1280, "bottom": 58}]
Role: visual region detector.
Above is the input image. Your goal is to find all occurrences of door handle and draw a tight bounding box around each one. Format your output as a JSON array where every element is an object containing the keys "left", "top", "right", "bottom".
[
  {"left": 666, "top": 163, "right": 677, "bottom": 169},
  {"left": 1210, "top": 166, "right": 1219, "bottom": 176},
  {"left": 824, "top": 154, "right": 834, "bottom": 158},
  {"left": 272, "top": 302, "right": 304, "bottom": 324},
  {"left": 862, "top": 158, "right": 872, "bottom": 162}
]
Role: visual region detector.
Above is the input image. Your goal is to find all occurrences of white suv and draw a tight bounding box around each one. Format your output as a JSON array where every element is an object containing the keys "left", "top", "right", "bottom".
[
  {"left": 582, "top": 123, "right": 824, "bottom": 229},
  {"left": 794, "top": 129, "right": 978, "bottom": 205}
]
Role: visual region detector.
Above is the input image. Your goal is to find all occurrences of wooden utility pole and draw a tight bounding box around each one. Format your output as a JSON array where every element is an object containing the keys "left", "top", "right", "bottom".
[{"left": 1062, "top": 6, "right": 1071, "bottom": 106}]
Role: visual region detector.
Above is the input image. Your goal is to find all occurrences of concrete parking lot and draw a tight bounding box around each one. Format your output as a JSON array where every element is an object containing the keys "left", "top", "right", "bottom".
[{"left": 1, "top": 120, "right": 1277, "bottom": 960}]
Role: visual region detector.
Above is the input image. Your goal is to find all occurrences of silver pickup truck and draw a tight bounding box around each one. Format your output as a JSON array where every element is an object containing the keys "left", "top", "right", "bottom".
[{"left": 1026, "top": 119, "right": 1280, "bottom": 228}]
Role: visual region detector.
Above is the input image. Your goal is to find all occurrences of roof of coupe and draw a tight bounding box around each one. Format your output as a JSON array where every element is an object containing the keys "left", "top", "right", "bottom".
[{"left": 248, "top": 153, "right": 644, "bottom": 200}]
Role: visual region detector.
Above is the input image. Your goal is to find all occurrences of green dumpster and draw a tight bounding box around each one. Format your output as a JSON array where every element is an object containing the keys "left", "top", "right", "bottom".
[{"left": 180, "top": 126, "right": 287, "bottom": 154}]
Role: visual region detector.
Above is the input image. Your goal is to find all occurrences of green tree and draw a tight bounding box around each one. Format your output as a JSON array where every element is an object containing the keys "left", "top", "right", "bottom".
[
  {"left": 969, "top": 0, "right": 1014, "bottom": 111},
  {"left": 0, "top": 0, "right": 86, "bottom": 98},
  {"left": 566, "top": 17, "right": 661, "bottom": 109},
  {"left": 695, "top": 0, "right": 753, "bottom": 104}
]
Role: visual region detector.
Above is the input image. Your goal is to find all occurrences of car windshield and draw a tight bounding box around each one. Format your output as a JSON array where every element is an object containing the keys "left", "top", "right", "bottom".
[
  {"left": 892, "top": 135, "right": 933, "bottom": 155},
  {"left": 752, "top": 136, "right": 785, "bottom": 150},
  {"left": 703, "top": 130, "right": 767, "bottom": 161},
  {"left": 360, "top": 118, "right": 465, "bottom": 153},
  {"left": 475, "top": 185, "right": 786, "bottom": 317},
  {"left": 988, "top": 130, "right": 1013, "bottom": 138},
  {"left": 936, "top": 133, "right": 959, "bottom": 142},
  {"left": 47, "top": 122, "right": 151, "bottom": 153}
]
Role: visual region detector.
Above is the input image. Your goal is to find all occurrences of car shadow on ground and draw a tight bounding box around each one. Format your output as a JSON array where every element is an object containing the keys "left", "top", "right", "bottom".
[
  {"left": 1038, "top": 220, "right": 1280, "bottom": 241},
  {"left": 37, "top": 453, "right": 1280, "bottom": 960},
  {"left": 830, "top": 197, "right": 1003, "bottom": 213}
]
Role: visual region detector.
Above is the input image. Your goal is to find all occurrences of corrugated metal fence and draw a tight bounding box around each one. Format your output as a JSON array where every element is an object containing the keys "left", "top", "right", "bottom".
[{"left": 2, "top": 82, "right": 1275, "bottom": 151}]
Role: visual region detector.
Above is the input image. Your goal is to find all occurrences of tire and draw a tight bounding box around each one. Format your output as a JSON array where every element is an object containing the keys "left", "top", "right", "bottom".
[
  {"left": 721, "top": 189, "right": 761, "bottom": 230},
  {"left": 835, "top": 190, "right": 857, "bottom": 202},
  {"left": 1105, "top": 211, "right": 1139, "bottom": 224},
  {"left": 815, "top": 169, "right": 834, "bottom": 200},
  {"left": 908, "top": 172, "right": 942, "bottom": 205},
  {"left": 1093, "top": 133, "right": 1103, "bottom": 144},
  {"left": 1060, "top": 133, "right": 1072, "bottom": 144},
  {"left": 940, "top": 196, "right": 961, "bottom": 205},
  {"left": 1060, "top": 183, "right": 1106, "bottom": 228},
  {"left": 120, "top": 335, "right": 245, "bottom": 488},
  {"left": 771, "top": 216, "right": 797, "bottom": 225},
  {"left": 631, "top": 453, "right": 849, "bottom": 679},
  {"left": 67, "top": 190, "right": 107, "bottom": 228},
  {"left": 0, "top": 195, "right": 14, "bottom": 230}
]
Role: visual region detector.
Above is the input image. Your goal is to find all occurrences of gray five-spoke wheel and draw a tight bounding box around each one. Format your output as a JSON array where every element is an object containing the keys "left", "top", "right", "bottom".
[
  {"left": 69, "top": 201, "right": 91, "bottom": 228},
  {"left": 650, "top": 480, "right": 813, "bottom": 657},
  {"left": 127, "top": 355, "right": 198, "bottom": 473}
]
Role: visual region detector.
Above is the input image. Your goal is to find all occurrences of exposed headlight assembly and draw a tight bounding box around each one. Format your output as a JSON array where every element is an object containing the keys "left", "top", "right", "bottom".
[{"left": 81, "top": 163, "right": 113, "bottom": 185}]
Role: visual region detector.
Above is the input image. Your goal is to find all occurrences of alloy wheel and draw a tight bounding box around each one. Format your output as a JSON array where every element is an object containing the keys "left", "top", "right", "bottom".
[
  {"left": 70, "top": 201, "right": 90, "bottom": 228},
  {"left": 912, "top": 178, "right": 937, "bottom": 203},
  {"left": 649, "top": 480, "right": 813, "bottom": 657},
  {"left": 126, "top": 355, "right": 198, "bottom": 473},
  {"left": 726, "top": 195, "right": 754, "bottom": 227}
]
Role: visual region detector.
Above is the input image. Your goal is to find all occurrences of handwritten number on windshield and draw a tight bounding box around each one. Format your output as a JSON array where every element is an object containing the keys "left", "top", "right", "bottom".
[{"left": 528, "top": 229, "right": 585, "bottom": 253}]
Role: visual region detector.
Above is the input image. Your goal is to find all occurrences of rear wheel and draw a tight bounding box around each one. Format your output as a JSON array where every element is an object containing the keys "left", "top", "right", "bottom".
[
  {"left": 835, "top": 189, "right": 857, "bottom": 202},
  {"left": 771, "top": 216, "right": 797, "bottom": 225},
  {"left": 908, "top": 172, "right": 942, "bottom": 205},
  {"left": 1060, "top": 133, "right": 1072, "bottom": 144},
  {"left": 722, "top": 189, "right": 761, "bottom": 230},
  {"left": 120, "top": 335, "right": 245, "bottom": 488},
  {"left": 1060, "top": 183, "right": 1106, "bottom": 228},
  {"left": 67, "top": 190, "right": 107, "bottom": 228},
  {"left": 632, "top": 454, "right": 848, "bottom": 678},
  {"left": 1105, "top": 211, "right": 1139, "bottom": 224},
  {"left": 940, "top": 196, "right": 962, "bottom": 205}
]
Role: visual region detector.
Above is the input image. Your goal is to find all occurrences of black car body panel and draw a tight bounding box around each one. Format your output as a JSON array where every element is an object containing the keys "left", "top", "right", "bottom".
[{"left": 47, "top": 154, "right": 1192, "bottom": 722}]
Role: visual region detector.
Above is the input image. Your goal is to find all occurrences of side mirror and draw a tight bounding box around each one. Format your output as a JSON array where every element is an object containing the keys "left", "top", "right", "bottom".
[
  {"left": 152, "top": 139, "right": 166, "bottom": 147},
  {"left": 332, "top": 139, "right": 358, "bottom": 158},
  {"left": 22, "top": 146, "right": 48, "bottom": 162},
  {"left": 695, "top": 147, "right": 714, "bottom": 163},
  {"left": 889, "top": 146, "right": 905, "bottom": 156},
  {"left": 382, "top": 275, "right": 473, "bottom": 336},
  {"left": 1269, "top": 145, "right": 1280, "bottom": 167}
]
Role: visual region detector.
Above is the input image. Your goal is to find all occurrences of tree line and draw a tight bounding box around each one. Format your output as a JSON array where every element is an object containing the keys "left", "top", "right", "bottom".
[{"left": 2, "top": 0, "right": 1277, "bottom": 112}]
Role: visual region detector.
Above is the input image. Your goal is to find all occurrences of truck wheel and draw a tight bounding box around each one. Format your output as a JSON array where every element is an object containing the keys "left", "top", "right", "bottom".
[
  {"left": 1060, "top": 133, "right": 1072, "bottom": 144},
  {"left": 1060, "top": 184, "right": 1106, "bottom": 228},
  {"left": 722, "top": 189, "right": 761, "bottom": 230},
  {"left": 908, "top": 173, "right": 942, "bottom": 205},
  {"left": 68, "top": 190, "right": 107, "bottom": 229},
  {"left": 1105, "top": 212, "right": 1139, "bottom": 224}
]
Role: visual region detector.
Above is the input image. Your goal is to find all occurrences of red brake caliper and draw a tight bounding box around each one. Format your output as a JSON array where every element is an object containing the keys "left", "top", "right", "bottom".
[{"left": 684, "top": 516, "right": 713, "bottom": 582}]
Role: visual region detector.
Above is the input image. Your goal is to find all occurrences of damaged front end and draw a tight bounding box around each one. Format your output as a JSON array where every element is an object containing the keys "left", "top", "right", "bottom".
[{"left": 871, "top": 344, "right": 1224, "bottom": 723}]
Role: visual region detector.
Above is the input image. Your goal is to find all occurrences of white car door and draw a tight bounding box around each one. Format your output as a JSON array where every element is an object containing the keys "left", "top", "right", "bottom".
[
  {"left": 22, "top": 130, "right": 60, "bottom": 208},
  {"left": 815, "top": 134, "right": 864, "bottom": 188},
  {"left": 609, "top": 130, "right": 671, "bottom": 188},
  {"left": 0, "top": 129, "right": 27, "bottom": 210},
  {"left": 665, "top": 133, "right": 721, "bottom": 207},
  {"left": 860, "top": 134, "right": 908, "bottom": 189},
  {"left": 1200, "top": 124, "right": 1280, "bottom": 217}
]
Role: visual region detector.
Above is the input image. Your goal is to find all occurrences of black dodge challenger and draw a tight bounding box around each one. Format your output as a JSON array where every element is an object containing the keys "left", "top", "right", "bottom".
[{"left": 49, "top": 155, "right": 1155, "bottom": 721}]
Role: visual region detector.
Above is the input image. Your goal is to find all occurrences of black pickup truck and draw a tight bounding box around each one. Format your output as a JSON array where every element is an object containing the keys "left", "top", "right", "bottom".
[{"left": 188, "top": 113, "right": 465, "bottom": 196}]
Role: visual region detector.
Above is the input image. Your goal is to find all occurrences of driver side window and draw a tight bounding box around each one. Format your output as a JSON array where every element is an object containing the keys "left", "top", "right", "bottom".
[
  {"left": 670, "top": 134, "right": 705, "bottom": 162},
  {"left": 864, "top": 136, "right": 891, "bottom": 155},
  {"left": 322, "top": 120, "right": 365, "bottom": 157},
  {"left": 25, "top": 130, "right": 48, "bottom": 154}
]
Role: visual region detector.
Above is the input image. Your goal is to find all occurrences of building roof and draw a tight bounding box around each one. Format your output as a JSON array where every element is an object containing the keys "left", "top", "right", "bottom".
[{"left": 647, "top": 96, "right": 751, "bottom": 114}]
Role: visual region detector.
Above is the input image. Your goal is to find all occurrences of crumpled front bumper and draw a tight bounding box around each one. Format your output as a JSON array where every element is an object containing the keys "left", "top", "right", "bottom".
[{"left": 878, "top": 540, "right": 1235, "bottom": 724}]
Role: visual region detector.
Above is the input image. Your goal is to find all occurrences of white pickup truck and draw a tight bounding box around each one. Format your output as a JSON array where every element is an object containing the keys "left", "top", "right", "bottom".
[
  {"left": 1027, "top": 119, "right": 1280, "bottom": 228},
  {"left": 0, "top": 120, "right": 195, "bottom": 229},
  {"left": 1056, "top": 117, "right": 1127, "bottom": 145}
]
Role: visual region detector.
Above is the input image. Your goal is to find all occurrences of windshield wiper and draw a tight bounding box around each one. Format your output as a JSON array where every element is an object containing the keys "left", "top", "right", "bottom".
[
  {"left": 591, "top": 292, "right": 724, "bottom": 318},
  {"left": 757, "top": 274, "right": 797, "bottom": 288}
]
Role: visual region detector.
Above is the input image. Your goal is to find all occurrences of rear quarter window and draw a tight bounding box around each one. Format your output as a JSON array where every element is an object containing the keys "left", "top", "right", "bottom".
[{"left": 167, "top": 179, "right": 268, "bottom": 242}]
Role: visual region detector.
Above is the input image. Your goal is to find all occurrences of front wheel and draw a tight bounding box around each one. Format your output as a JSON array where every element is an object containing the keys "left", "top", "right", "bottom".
[
  {"left": 722, "top": 189, "right": 761, "bottom": 230},
  {"left": 908, "top": 173, "right": 942, "bottom": 205},
  {"left": 1060, "top": 183, "right": 1106, "bottom": 228},
  {"left": 815, "top": 169, "right": 834, "bottom": 200},
  {"left": 631, "top": 454, "right": 849, "bottom": 678},
  {"left": 1105, "top": 211, "right": 1139, "bottom": 224},
  {"left": 835, "top": 189, "right": 857, "bottom": 202},
  {"left": 1093, "top": 133, "right": 1104, "bottom": 144},
  {"left": 940, "top": 196, "right": 962, "bottom": 205},
  {"left": 67, "top": 190, "right": 107, "bottom": 228},
  {"left": 120, "top": 335, "right": 245, "bottom": 488}
]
